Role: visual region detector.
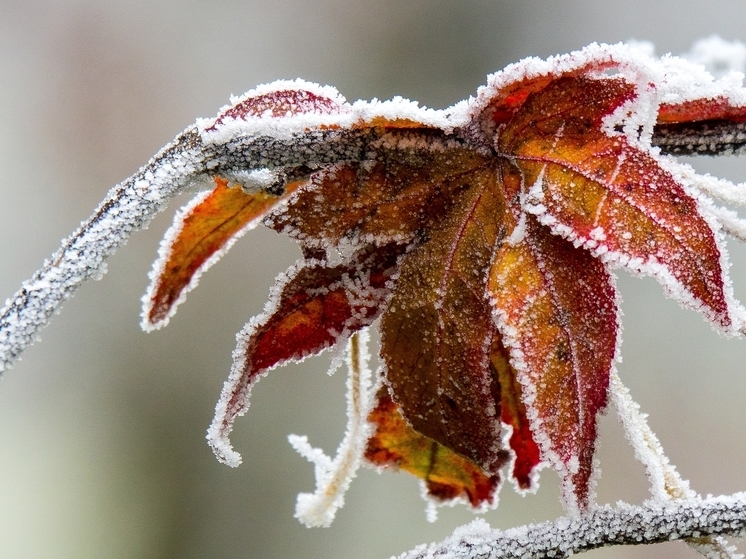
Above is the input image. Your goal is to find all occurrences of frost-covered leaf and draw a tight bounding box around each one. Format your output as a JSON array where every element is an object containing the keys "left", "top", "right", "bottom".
[
  {"left": 206, "top": 81, "right": 346, "bottom": 131},
  {"left": 267, "top": 140, "right": 488, "bottom": 248},
  {"left": 365, "top": 387, "right": 504, "bottom": 509},
  {"left": 380, "top": 165, "right": 508, "bottom": 475},
  {"left": 108, "top": 43, "right": 746, "bottom": 522},
  {"left": 207, "top": 243, "right": 403, "bottom": 466},
  {"left": 489, "top": 337, "right": 542, "bottom": 492},
  {"left": 143, "top": 177, "right": 302, "bottom": 329},
  {"left": 500, "top": 75, "right": 732, "bottom": 330},
  {"left": 489, "top": 213, "right": 618, "bottom": 512}
]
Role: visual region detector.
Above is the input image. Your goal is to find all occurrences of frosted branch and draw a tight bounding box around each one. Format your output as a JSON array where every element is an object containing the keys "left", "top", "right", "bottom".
[
  {"left": 610, "top": 371, "right": 740, "bottom": 558},
  {"left": 396, "top": 495, "right": 746, "bottom": 559},
  {"left": 0, "top": 126, "right": 369, "bottom": 373},
  {"left": 653, "top": 120, "right": 746, "bottom": 156}
]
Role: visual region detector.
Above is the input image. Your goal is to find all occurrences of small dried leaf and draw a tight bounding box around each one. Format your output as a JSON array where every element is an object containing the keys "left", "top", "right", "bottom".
[
  {"left": 365, "top": 388, "right": 502, "bottom": 508},
  {"left": 144, "top": 177, "right": 301, "bottom": 328},
  {"left": 208, "top": 86, "right": 343, "bottom": 131}
]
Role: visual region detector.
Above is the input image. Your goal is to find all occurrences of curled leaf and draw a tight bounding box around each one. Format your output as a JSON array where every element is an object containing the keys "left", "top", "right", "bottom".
[
  {"left": 207, "top": 243, "right": 404, "bottom": 466},
  {"left": 490, "top": 337, "right": 542, "bottom": 491},
  {"left": 143, "top": 177, "right": 302, "bottom": 329}
]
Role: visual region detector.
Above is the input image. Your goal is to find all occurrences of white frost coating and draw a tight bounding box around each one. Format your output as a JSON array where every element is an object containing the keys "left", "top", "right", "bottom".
[
  {"left": 710, "top": 204, "right": 746, "bottom": 243},
  {"left": 686, "top": 170, "right": 746, "bottom": 208},
  {"left": 199, "top": 78, "right": 454, "bottom": 146},
  {"left": 610, "top": 371, "right": 694, "bottom": 502},
  {"left": 610, "top": 371, "right": 742, "bottom": 558},
  {"left": 395, "top": 495, "right": 746, "bottom": 559},
  {"left": 289, "top": 329, "right": 376, "bottom": 527},
  {"left": 684, "top": 35, "right": 746, "bottom": 78},
  {"left": 468, "top": 42, "right": 746, "bottom": 135},
  {"left": 657, "top": 154, "right": 746, "bottom": 335}
]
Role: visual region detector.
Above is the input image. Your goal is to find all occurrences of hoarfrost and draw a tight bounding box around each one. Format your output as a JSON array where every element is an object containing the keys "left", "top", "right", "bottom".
[{"left": 289, "top": 330, "right": 376, "bottom": 527}]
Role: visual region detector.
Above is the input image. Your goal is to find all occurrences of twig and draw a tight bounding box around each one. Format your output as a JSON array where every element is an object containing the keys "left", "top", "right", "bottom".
[{"left": 395, "top": 494, "right": 746, "bottom": 559}]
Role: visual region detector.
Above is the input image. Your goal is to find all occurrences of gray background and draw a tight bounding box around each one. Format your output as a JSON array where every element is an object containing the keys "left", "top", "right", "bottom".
[{"left": 1, "top": 1, "right": 746, "bottom": 558}]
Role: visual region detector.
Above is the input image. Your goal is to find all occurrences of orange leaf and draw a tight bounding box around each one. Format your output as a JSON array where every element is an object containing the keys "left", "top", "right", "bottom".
[
  {"left": 380, "top": 165, "right": 509, "bottom": 475},
  {"left": 489, "top": 212, "right": 618, "bottom": 511},
  {"left": 500, "top": 76, "right": 731, "bottom": 328},
  {"left": 144, "top": 177, "right": 302, "bottom": 328},
  {"left": 365, "top": 388, "right": 503, "bottom": 508}
]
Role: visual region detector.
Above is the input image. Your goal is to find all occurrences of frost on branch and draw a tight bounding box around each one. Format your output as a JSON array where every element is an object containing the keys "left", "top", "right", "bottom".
[
  {"left": 4, "top": 42, "right": 746, "bottom": 554},
  {"left": 396, "top": 495, "right": 746, "bottom": 559}
]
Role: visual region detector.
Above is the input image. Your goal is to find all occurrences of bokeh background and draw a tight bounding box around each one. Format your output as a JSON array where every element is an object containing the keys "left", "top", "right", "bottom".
[{"left": 1, "top": 1, "right": 746, "bottom": 558}]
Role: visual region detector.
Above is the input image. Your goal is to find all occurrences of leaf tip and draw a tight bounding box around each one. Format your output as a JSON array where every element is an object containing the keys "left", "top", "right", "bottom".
[{"left": 206, "top": 421, "right": 243, "bottom": 468}]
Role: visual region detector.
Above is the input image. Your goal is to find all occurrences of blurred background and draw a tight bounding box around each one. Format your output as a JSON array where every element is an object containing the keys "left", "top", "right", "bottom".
[{"left": 1, "top": 1, "right": 746, "bottom": 558}]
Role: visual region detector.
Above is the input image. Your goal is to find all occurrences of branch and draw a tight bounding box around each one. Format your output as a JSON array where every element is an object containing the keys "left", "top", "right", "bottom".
[
  {"left": 1, "top": 115, "right": 742, "bottom": 373},
  {"left": 0, "top": 125, "right": 369, "bottom": 373},
  {"left": 397, "top": 494, "right": 746, "bottom": 559},
  {"left": 653, "top": 120, "right": 746, "bottom": 155}
]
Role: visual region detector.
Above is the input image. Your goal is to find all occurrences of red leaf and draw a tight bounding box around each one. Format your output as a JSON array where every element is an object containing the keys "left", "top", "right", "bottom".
[
  {"left": 658, "top": 96, "right": 746, "bottom": 124},
  {"left": 490, "top": 337, "right": 542, "bottom": 491},
  {"left": 207, "top": 85, "right": 343, "bottom": 131},
  {"left": 208, "top": 243, "right": 404, "bottom": 465}
]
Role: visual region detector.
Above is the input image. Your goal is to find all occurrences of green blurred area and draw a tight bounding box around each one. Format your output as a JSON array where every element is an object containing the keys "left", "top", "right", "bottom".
[{"left": 0, "top": 1, "right": 745, "bottom": 557}]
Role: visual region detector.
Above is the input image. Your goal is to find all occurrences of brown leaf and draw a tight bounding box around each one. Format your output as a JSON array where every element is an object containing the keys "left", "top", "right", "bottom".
[
  {"left": 380, "top": 165, "right": 509, "bottom": 474},
  {"left": 267, "top": 136, "right": 488, "bottom": 248}
]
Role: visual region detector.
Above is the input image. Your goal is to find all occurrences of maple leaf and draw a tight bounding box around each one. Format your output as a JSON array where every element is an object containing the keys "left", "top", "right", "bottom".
[{"left": 140, "top": 46, "right": 746, "bottom": 519}]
